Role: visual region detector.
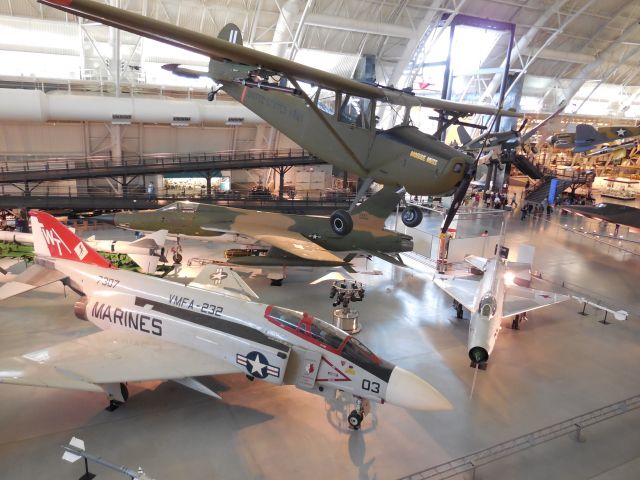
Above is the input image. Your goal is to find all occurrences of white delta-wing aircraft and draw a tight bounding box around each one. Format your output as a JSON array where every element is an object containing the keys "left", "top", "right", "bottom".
[
  {"left": 0, "top": 210, "right": 451, "bottom": 429},
  {"left": 434, "top": 254, "right": 569, "bottom": 369}
]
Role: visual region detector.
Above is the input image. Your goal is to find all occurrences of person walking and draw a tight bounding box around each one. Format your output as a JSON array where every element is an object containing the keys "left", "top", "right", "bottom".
[
  {"left": 147, "top": 181, "right": 155, "bottom": 200},
  {"left": 520, "top": 203, "right": 527, "bottom": 221},
  {"left": 510, "top": 192, "right": 517, "bottom": 208}
]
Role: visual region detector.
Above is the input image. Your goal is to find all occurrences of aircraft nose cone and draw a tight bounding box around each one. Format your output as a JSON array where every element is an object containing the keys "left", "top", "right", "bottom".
[
  {"left": 385, "top": 367, "right": 452, "bottom": 411},
  {"left": 94, "top": 213, "right": 115, "bottom": 225}
]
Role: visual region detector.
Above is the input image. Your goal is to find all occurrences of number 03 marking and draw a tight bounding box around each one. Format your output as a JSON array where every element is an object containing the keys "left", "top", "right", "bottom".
[{"left": 362, "top": 379, "right": 380, "bottom": 393}]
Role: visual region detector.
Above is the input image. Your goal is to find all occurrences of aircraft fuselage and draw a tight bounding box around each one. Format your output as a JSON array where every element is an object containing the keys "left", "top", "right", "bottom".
[
  {"left": 212, "top": 61, "right": 471, "bottom": 196},
  {"left": 49, "top": 257, "right": 400, "bottom": 404}
]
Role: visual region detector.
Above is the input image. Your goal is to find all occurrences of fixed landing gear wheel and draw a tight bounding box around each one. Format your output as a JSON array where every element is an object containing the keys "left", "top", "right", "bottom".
[
  {"left": 173, "top": 253, "right": 183, "bottom": 264},
  {"left": 120, "top": 382, "right": 129, "bottom": 402},
  {"left": 207, "top": 90, "right": 215, "bottom": 101},
  {"left": 270, "top": 279, "right": 283, "bottom": 286},
  {"left": 348, "top": 410, "right": 363, "bottom": 429},
  {"left": 330, "top": 209, "right": 353, "bottom": 236},
  {"left": 401, "top": 205, "right": 423, "bottom": 227}
]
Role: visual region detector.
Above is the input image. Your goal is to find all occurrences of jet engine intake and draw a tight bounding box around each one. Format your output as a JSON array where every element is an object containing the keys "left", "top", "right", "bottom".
[
  {"left": 74, "top": 296, "right": 89, "bottom": 321},
  {"left": 469, "top": 346, "right": 489, "bottom": 365}
]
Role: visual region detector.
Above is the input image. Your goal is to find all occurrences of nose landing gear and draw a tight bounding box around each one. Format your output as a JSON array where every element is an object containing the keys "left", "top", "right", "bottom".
[{"left": 348, "top": 397, "right": 366, "bottom": 430}]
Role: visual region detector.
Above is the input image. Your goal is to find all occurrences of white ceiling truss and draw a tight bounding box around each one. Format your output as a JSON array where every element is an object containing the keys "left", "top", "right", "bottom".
[{"left": 0, "top": 0, "right": 639, "bottom": 117}]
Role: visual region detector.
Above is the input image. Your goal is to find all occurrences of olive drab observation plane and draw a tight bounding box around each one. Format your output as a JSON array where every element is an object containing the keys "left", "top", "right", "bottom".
[
  {"left": 39, "top": 0, "right": 523, "bottom": 236},
  {"left": 0, "top": 210, "right": 451, "bottom": 429}
]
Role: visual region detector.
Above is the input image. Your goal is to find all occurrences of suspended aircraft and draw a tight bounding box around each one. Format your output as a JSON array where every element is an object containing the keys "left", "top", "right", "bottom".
[
  {"left": 0, "top": 210, "right": 451, "bottom": 429},
  {"left": 96, "top": 186, "right": 412, "bottom": 284},
  {"left": 39, "top": 0, "right": 522, "bottom": 236}
]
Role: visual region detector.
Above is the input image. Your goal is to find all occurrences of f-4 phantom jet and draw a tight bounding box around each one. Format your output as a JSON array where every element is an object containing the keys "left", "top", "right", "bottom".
[
  {"left": 40, "top": 0, "right": 522, "bottom": 236},
  {"left": 0, "top": 210, "right": 451, "bottom": 429}
]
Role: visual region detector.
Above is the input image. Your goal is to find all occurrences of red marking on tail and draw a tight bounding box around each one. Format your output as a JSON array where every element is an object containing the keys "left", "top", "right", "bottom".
[{"left": 29, "top": 210, "right": 113, "bottom": 268}]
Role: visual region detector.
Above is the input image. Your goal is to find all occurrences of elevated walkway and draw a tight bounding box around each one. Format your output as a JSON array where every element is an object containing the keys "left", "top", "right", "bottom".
[
  {"left": 0, "top": 149, "right": 323, "bottom": 186},
  {"left": 0, "top": 193, "right": 349, "bottom": 214}
]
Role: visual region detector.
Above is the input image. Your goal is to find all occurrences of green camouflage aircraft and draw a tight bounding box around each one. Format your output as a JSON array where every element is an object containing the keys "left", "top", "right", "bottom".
[
  {"left": 97, "top": 187, "right": 413, "bottom": 283},
  {"left": 40, "top": 0, "right": 521, "bottom": 237}
]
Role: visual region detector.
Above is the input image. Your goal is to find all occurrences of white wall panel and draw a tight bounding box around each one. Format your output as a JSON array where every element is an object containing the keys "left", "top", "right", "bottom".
[{"left": 0, "top": 122, "right": 84, "bottom": 155}]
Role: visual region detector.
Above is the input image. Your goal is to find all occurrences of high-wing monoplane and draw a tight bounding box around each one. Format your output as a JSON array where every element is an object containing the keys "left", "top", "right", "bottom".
[
  {"left": 0, "top": 210, "right": 451, "bottom": 429},
  {"left": 96, "top": 186, "right": 413, "bottom": 283},
  {"left": 40, "top": 0, "right": 521, "bottom": 236},
  {"left": 434, "top": 253, "right": 568, "bottom": 368}
]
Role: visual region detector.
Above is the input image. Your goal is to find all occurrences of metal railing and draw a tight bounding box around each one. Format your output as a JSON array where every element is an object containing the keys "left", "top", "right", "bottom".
[{"left": 399, "top": 394, "right": 640, "bottom": 480}]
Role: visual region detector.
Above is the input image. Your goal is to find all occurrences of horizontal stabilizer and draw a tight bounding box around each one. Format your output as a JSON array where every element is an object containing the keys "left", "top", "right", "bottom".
[
  {"left": 128, "top": 229, "right": 169, "bottom": 249},
  {"left": 464, "top": 255, "right": 489, "bottom": 272},
  {"left": 0, "top": 264, "right": 67, "bottom": 300},
  {"left": 189, "top": 265, "right": 259, "bottom": 300}
]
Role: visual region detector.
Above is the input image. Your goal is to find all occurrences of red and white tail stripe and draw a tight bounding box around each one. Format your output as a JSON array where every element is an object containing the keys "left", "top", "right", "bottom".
[{"left": 29, "top": 210, "right": 113, "bottom": 268}]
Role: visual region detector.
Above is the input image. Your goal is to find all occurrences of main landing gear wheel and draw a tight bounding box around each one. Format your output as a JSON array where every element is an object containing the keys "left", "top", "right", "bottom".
[
  {"left": 173, "top": 253, "right": 183, "bottom": 264},
  {"left": 330, "top": 209, "right": 353, "bottom": 236},
  {"left": 348, "top": 410, "right": 364, "bottom": 429},
  {"left": 207, "top": 90, "right": 216, "bottom": 101},
  {"left": 106, "top": 383, "right": 129, "bottom": 412},
  {"left": 401, "top": 205, "right": 423, "bottom": 228}
]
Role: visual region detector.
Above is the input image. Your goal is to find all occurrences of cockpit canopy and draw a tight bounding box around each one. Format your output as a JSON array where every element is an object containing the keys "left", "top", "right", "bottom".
[
  {"left": 265, "top": 305, "right": 381, "bottom": 366},
  {"left": 158, "top": 201, "right": 199, "bottom": 213},
  {"left": 479, "top": 294, "right": 497, "bottom": 317}
]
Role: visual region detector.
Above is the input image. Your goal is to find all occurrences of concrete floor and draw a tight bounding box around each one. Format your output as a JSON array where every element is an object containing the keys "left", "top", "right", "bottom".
[{"left": 0, "top": 209, "right": 639, "bottom": 480}]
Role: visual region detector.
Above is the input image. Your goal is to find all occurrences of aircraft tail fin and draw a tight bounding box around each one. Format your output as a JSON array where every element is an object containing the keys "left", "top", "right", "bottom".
[
  {"left": 351, "top": 186, "right": 404, "bottom": 224},
  {"left": 218, "top": 24, "right": 243, "bottom": 46},
  {"left": 574, "top": 124, "right": 610, "bottom": 152},
  {"left": 29, "top": 210, "right": 112, "bottom": 269}
]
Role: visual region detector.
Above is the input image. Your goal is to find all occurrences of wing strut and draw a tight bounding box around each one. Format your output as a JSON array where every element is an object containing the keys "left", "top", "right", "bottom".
[{"left": 288, "top": 77, "right": 368, "bottom": 174}]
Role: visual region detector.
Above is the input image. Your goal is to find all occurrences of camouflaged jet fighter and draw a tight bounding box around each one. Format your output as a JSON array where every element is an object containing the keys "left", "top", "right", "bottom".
[
  {"left": 97, "top": 186, "right": 413, "bottom": 283},
  {"left": 0, "top": 210, "right": 451, "bottom": 429},
  {"left": 40, "top": 0, "right": 522, "bottom": 237}
]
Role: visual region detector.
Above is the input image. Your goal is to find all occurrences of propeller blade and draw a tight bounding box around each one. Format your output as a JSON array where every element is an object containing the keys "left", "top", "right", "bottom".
[{"left": 441, "top": 171, "right": 474, "bottom": 234}]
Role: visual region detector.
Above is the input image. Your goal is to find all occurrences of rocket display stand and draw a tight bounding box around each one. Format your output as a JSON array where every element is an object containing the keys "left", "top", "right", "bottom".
[
  {"left": 328, "top": 281, "right": 365, "bottom": 334},
  {"left": 333, "top": 307, "right": 361, "bottom": 334}
]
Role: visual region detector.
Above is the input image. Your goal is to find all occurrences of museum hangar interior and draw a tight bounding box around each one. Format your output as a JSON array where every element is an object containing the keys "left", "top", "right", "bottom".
[{"left": 0, "top": 0, "right": 639, "bottom": 479}]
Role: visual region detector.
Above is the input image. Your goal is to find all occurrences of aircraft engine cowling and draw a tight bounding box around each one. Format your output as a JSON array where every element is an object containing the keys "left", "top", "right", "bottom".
[{"left": 74, "top": 296, "right": 89, "bottom": 321}]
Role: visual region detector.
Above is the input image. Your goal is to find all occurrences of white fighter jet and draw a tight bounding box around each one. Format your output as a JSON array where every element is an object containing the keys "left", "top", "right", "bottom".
[
  {"left": 0, "top": 210, "right": 451, "bottom": 429},
  {"left": 434, "top": 254, "right": 569, "bottom": 369},
  {"left": 0, "top": 229, "right": 168, "bottom": 274}
]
